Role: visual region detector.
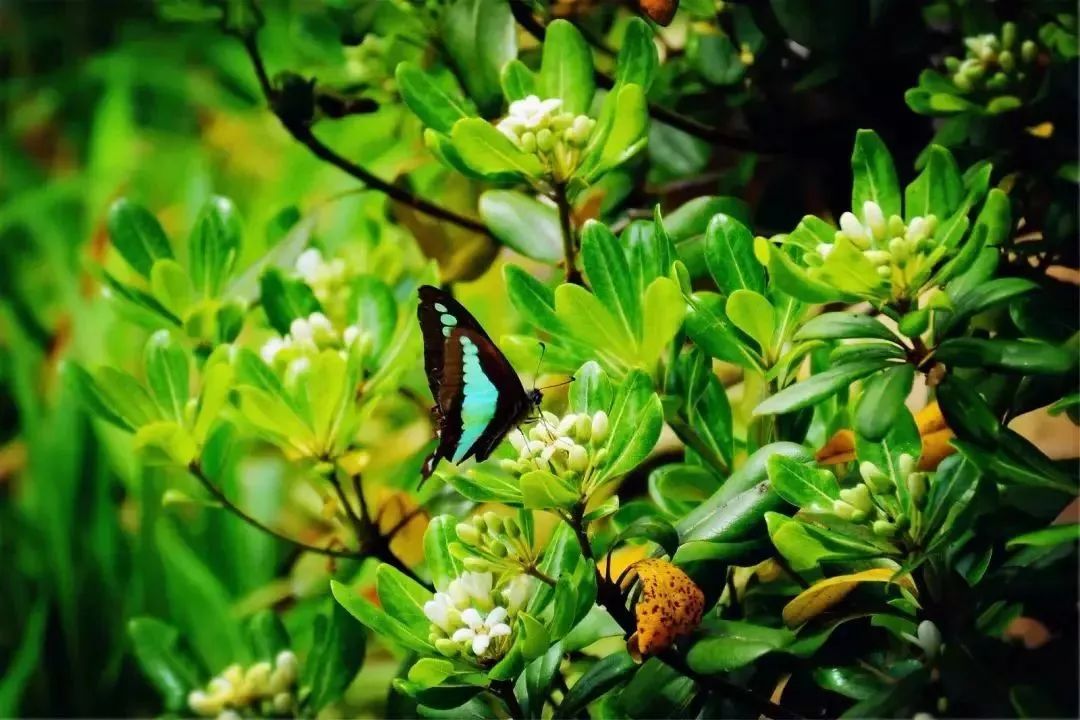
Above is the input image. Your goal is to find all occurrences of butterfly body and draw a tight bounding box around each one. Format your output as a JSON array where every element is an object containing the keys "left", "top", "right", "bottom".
[{"left": 417, "top": 286, "right": 541, "bottom": 480}]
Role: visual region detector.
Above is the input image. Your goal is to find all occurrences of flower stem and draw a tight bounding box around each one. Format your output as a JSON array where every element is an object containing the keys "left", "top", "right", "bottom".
[
  {"left": 553, "top": 182, "right": 583, "bottom": 286},
  {"left": 492, "top": 679, "right": 524, "bottom": 719},
  {"left": 526, "top": 565, "right": 557, "bottom": 587}
]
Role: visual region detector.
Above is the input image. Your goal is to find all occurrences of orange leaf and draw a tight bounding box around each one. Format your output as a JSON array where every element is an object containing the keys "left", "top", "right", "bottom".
[
  {"left": 638, "top": 0, "right": 678, "bottom": 25},
  {"left": 628, "top": 558, "right": 705, "bottom": 657},
  {"left": 816, "top": 402, "right": 956, "bottom": 470}
]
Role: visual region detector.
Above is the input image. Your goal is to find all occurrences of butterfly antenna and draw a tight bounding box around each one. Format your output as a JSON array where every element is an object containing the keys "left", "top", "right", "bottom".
[
  {"left": 538, "top": 376, "right": 576, "bottom": 391},
  {"left": 532, "top": 342, "right": 547, "bottom": 392}
]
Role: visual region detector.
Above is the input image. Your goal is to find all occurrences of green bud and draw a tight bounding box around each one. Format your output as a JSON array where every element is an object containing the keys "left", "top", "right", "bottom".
[
  {"left": 1021, "top": 39, "right": 1037, "bottom": 62},
  {"left": 536, "top": 128, "right": 555, "bottom": 152},
  {"left": 567, "top": 444, "right": 590, "bottom": 473},
  {"left": 832, "top": 499, "right": 857, "bottom": 520},
  {"left": 272, "top": 693, "right": 293, "bottom": 714},
  {"left": 944, "top": 56, "right": 961, "bottom": 73},
  {"left": 490, "top": 540, "right": 509, "bottom": 558},
  {"left": 988, "top": 71, "right": 1009, "bottom": 90},
  {"left": 520, "top": 131, "right": 537, "bottom": 153},
  {"left": 953, "top": 72, "right": 973, "bottom": 92},
  {"left": 963, "top": 59, "right": 986, "bottom": 81},
  {"left": 907, "top": 472, "right": 928, "bottom": 507},
  {"left": 876, "top": 265, "right": 892, "bottom": 279},
  {"left": 448, "top": 542, "right": 470, "bottom": 559},
  {"left": 483, "top": 511, "right": 503, "bottom": 534},
  {"left": 435, "top": 638, "right": 459, "bottom": 657},
  {"left": 840, "top": 484, "right": 874, "bottom": 513},
  {"left": 897, "top": 453, "right": 916, "bottom": 479},
  {"left": 550, "top": 113, "right": 574, "bottom": 132},
  {"left": 456, "top": 524, "right": 481, "bottom": 545},
  {"left": 887, "top": 215, "right": 906, "bottom": 238},
  {"left": 850, "top": 508, "right": 868, "bottom": 523},
  {"left": 999, "top": 50, "right": 1015, "bottom": 72},
  {"left": 861, "top": 462, "right": 894, "bottom": 494},
  {"left": 503, "top": 517, "right": 521, "bottom": 538},
  {"left": 1001, "top": 22, "right": 1017, "bottom": 49},
  {"left": 463, "top": 556, "right": 490, "bottom": 572},
  {"left": 472, "top": 515, "right": 487, "bottom": 533},
  {"left": 574, "top": 414, "right": 592, "bottom": 442},
  {"left": 899, "top": 309, "right": 930, "bottom": 338},
  {"left": 872, "top": 519, "right": 897, "bottom": 537},
  {"left": 864, "top": 249, "right": 892, "bottom": 266},
  {"left": 895, "top": 513, "right": 910, "bottom": 531},
  {"left": 887, "top": 236, "right": 908, "bottom": 262}
]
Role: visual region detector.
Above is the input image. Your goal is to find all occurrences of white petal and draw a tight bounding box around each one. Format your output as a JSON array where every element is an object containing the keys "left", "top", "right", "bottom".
[
  {"left": 295, "top": 248, "right": 322, "bottom": 278},
  {"left": 461, "top": 608, "right": 484, "bottom": 629},
  {"left": 489, "top": 623, "right": 512, "bottom": 638},
  {"left": 452, "top": 628, "right": 475, "bottom": 643},
  {"left": 486, "top": 607, "right": 508, "bottom": 625},
  {"left": 839, "top": 211, "right": 865, "bottom": 240},
  {"left": 472, "top": 634, "right": 491, "bottom": 656}
]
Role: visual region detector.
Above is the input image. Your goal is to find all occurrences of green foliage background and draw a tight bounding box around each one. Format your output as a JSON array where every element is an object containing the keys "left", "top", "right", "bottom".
[{"left": 0, "top": 0, "right": 1077, "bottom": 718}]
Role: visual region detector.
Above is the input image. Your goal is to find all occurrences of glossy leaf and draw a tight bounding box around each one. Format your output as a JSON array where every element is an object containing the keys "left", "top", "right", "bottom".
[
  {"left": 540, "top": 20, "right": 594, "bottom": 114},
  {"left": 754, "top": 360, "right": 890, "bottom": 416},
  {"left": 442, "top": 0, "right": 516, "bottom": 114},
  {"left": 108, "top": 199, "right": 173, "bottom": 278},
  {"left": 479, "top": 191, "right": 562, "bottom": 264},
  {"left": 850, "top": 129, "right": 901, "bottom": 218},
  {"left": 855, "top": 364, "right": 916, "bottom": 442},
  {"left": 705, "top": 214, "right": 764, "bottom": 296}
]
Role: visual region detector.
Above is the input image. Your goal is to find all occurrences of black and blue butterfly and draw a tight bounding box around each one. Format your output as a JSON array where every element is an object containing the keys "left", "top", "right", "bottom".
[{"left": 417, "top": 285, "right": 544, "bottom": 481}]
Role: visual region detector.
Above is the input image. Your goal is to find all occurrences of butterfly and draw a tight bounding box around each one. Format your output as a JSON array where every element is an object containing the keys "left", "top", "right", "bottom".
[{"left": 417, "top": 285, "right": 543, "bottom": 481}]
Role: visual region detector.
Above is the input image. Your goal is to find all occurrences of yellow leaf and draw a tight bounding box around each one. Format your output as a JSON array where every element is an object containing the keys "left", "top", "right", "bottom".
[
  {"left": 1025, "top": 121, "right": 1054, "bottom": 139},
  {"left": 374, "top": 488, "right": 429, "bottom": 567},
  {"left": 628, "top": 558, "right": 705, "bottom": 658},
  {"left": 782, "top": 568, "right": 915, "bottom": 627},
  {"left": 816, "top": 401, "right": 956, "bottom": 470}
]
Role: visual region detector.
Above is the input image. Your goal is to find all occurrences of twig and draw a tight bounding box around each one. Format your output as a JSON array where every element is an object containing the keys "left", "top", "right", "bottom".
[
  {"left": 238, "top": 34, "right": 494, "bottom": 239},
  {"left": 553, "top": 182, "right": 584, "bottom": 285},
  {"left": 492, "top": 679, "right": 525, "bottom": 719},
  {"left": 188, "top": 462, "right": 355, "bottom": 558},
  {"left": 525, "top": 565, "right": 557, "bottom": 587}
]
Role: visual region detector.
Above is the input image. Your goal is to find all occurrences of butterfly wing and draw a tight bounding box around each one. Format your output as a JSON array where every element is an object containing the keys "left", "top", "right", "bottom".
[{"left": 417, "top": 286, "right": 532, "bottom": 479}]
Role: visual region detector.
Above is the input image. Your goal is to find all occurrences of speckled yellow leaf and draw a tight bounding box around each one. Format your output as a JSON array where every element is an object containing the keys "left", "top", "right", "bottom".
[
  {"left": 628, "top": 558, "right": 705, "bottom": 658},
  {"left": 782, "top": 568, "right": 915, "bottom": 627}
]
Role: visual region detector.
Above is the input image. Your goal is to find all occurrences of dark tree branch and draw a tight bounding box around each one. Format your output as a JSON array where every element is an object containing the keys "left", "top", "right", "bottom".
[{"left": 238, "top": 34, "right": 493, "bottom": 238}]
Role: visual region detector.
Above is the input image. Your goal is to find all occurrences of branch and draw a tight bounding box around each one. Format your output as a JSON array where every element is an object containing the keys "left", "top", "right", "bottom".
[
  {"left": 238, "top": 34, "right": 494, "bottom": 239},
  {"left": 553, "top": 182, "right": 584, "bottom": 285},
  {"left": 188, "top": 461, "right": 356, "bottom": 558}
]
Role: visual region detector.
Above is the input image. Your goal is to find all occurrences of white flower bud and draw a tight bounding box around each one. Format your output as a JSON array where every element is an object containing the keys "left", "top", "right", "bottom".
[
  {"left": 243, "top": 661, "right": 272, "bottom": 694},
  {"left": 260, "top": 337, "right": 285, "bottom": 364},
  {"left": 295, "top": 248, "right": 323, "bottom": 279},
  {"left": 839, "top": 212, "right": 867, "bottom": 242},
  {"left": 863, "top": 201, "right": 886, "bottom": 239},
  {"left": 574, "top": 414, "right": 592, "bottom": 442},
  {"left": 272, "top": 693, "right": 293, "bottom": 714},
  {"left": 898, "top": 453, "right": 916, "bottom": 479},
  {"left": 289, "top": 317, "right": 313, "bottom": 342},
  {"left": 591, "top": 411, "right": 609, "bottom": 444},
  {"left": 567, "top": 444, "right": 590, "bottom": 473}
]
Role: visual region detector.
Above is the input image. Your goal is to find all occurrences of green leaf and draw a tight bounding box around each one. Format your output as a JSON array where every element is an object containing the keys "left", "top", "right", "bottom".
[
  {"left": 687, "top": 620, "right": 795, "bottom": 673},
  {"left": 611, "top": 516, "right": 679, "bottom": 558},
  {"left": 684, "top": 292, "right": 764, "bottom": 370},
  {"left": 569, "top": 361, "right": 614, "bottom": 414},
  {"left": 705, "top": 214, "right": 765, "bottom": 295},
  {"left": 667, "top": 348, "right": 733, "bottom": 470},
  {"left": 516, "top": 612, "right": 550, "bottom": 661},
  {"left": 520, "top": 470, "right": 580, "bottom": 510},
  {"left": 525, "top": 643, "right": 564, "bottom": 714},
  {"left": 554, "top": 283, "right": 635, "bottom": 363},
  {"left": 725, "top": 289, "right": 775, "bottom": 353},
  {"left": 396, "top": 62, "right": 474, "bottom": 134},
  {"left": 144, "top": 330, "right": 190, "bottom": 423},
  {"left": 855, "top": 364, "right": 916, "bottom": 442},
  {"left": 935, "top": 338, "right": 1075, "bottom": 375},
  {"left": 618, "top": 659, "right": 696, "bottom": 718},
  {"left": 189, "top": 195, "right": 241, "bottom": 297},
  {"left": 904, "top": 145, "right": 962, "bottom": 221},
  {"left": 424, "top": 516, "right": 464, "bottom": 589},
  {"left": 128, "top": 618, "right": 203, "bottom": 713},
  {"left": 246, "top": 610, "right": 290, "bottom": 662},
  {"left": 599, "top": 371, "right": 663, "bottom": 481},
  {"left": 1007, "top": 524, "right": 1080, "bottom": 550},
  {"left": 694, "top": 31, "right": 747, "bottom": 85},
  {"left": 936, "top": 377, "right": 1001, "bottom": 446},
  {"left": 540, "top": 20, "right": 595, "bottom": 114},
  {"left": 762, "top": 240, "right": 851, "bottom": 304},
  {"left": 581, "top": 84, "right": 649, "bottom": 181},
  {"left": 349, "top": 275, "right": 398, "bottom": 360},
  {"left": 408, "top": 659, "right": 458, "bottom": 689},
  {"left": 108, "top": 198, "right": 173, "bottom": 278},
  {"left": 479, "top": 191, "right": 562, "bottom": 264},
  {"left": 501, "top": 59, "right": 536, "bottom": 101},
  {"left": 581, "top": 221, "right": 641, "bottom": 339},
  {"left": 558, "top": 651, "right": 636, "bottom": 717},
  {"left": 304, "top": 601, "right": 366, "bottom": 712},
  {"left": 64, "top": 362, "right": 135, "bottom": 431},
  {"left": 375, "top": 564, "right": 433, "bottom": 642},
  {"left": 330, "top": 580, "right": 434, "bottom": 655},
  {"left": 616, "top": 18, "right": 658, "bottom": 90},
  {"left": 754, "top": 360, "right": 890, "bottom": 416},
  {"left": 678, "top": 442, "right": 812, "bottom": 542},
  {"left": 938, "top": 277, "right": 1036, "bottom": 338},
  {"left": 450, "top": 119, "right": 544, "bottom": 178},
  {"left": 95, "top": 366, "right": 162, "bottom": 429},
  {"left": 505, "top": 265, "right": 563, "bottom": 337},
  {"left": 150, "top": 259, "right": 194, "bottom": 317},
  {"left": 851, "top": 130, "right": 901, "bottom": 219},
  {"left": 442, "top": 0, "right": 516, "bottom": 114},
  {"left": 637, "top": 277, "right": 686, "bottom": 368},
  {"left": 766, "top": 454, "right": 839, "bottom": 511},
  {"left": 795, "top": 312, "right": 902, "bottom": 343}
]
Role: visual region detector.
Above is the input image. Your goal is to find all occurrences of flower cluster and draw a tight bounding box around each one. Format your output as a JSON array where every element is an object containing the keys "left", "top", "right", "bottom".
[
  {"left": 187, "top": 651, "right": 299, "bottom": 719},
  {"left": 830, "top": 453, "right": 928, "bottom": 542},
  {"left": 945, "top": 23, "right": 1038, "bottom": 94},
  {"left": 501, "top": 410, "right": 610, "bottom": 490},
  {"left": 294, "top": 248, "right": 352, "bottom": 320},
  {"left": 451, "top": 511, "right": 540, "bottom": 577},
  {"left": 259, "top": 312, "right": 364, "bottom": 371},
  {"left": 423, "top": 572, "right": 532, "bottom": 663},
  {"left": 809, "top": 200, "right": 939, "bottom": 299},
  {"left": 496, "top": 95, "right": 596, "bottom": 182}
]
